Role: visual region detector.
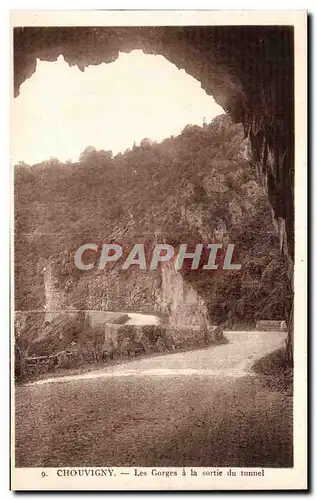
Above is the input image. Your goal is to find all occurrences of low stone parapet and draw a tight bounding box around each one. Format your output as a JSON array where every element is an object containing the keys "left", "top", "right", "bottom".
[
  {"left": 103, "top": 324, "right": 175, "bottom": 358},
  {"left": 166, "top": 325, "right": 224, "bottom": 350},
  {"left": 256, "top": 320, "right": 286, "bottom": 331}
]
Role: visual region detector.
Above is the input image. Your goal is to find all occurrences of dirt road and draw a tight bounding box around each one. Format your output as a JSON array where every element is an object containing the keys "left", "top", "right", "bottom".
[{"left": 15, "top": 331, "right": 292, "bottom": 467}]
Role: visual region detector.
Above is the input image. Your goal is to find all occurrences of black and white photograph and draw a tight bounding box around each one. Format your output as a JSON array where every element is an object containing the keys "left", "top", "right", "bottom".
[{"left": 11, "top": 10, "right": 307, "bottom": 491}]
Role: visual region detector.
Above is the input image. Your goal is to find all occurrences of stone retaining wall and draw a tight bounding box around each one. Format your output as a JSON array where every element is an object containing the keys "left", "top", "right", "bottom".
[
  {"left": 15, "top": 318, "right": 224, "bottom": 381},
  {"left": 256, "top": 320, "right": 287, "bottom": 331}
]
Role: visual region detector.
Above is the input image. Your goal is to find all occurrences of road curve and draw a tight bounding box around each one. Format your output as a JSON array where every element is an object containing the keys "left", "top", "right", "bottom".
[{"left": 15, "top": 331, "right": 292, "bottom": 468}]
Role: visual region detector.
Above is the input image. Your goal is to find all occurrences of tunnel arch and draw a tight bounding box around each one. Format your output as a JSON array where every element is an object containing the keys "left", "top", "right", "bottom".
[{"left": 13, "top": 25, "right": 294, "bottom": 357}]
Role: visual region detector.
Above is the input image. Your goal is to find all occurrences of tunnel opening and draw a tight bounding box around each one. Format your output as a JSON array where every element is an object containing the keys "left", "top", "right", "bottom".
[
  {"left": 13, "top": 50, "right": 224, "bottom": 165},
  {"left": 13, "top": 25, "right": 294, "bottom": 362}
]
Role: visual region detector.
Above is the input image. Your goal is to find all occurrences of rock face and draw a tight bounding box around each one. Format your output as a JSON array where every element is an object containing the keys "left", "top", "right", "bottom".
[
  {"left": 42, "top": 263, "right": 68, "bottom": 321},
  {"left": 159, "top": 259, "right": 210, "bottom": 329}
]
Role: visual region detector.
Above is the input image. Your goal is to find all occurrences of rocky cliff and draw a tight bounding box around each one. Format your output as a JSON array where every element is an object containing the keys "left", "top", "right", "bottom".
[{"left": 15, "top": 114, "right": 289, "bottom": 363}]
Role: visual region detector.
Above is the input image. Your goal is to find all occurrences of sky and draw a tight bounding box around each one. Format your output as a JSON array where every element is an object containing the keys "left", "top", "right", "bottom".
[{"left": 12, "top": 50, "right": 223, "bottom": 165}]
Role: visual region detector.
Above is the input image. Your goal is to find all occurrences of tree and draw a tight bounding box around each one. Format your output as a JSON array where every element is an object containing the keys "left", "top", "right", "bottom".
[{"left": 79, "top": 146, "right": 98, "bottom": 163}]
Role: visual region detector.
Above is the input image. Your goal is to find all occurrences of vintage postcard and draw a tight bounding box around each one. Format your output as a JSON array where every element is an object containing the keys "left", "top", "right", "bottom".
[{"left": 10, "top": 10, "right": 307, "bottom": 491}]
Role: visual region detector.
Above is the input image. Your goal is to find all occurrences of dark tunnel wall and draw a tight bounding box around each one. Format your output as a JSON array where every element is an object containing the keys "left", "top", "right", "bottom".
[{"left": 13, "top": 26, "right": 294, "bottom": 356}]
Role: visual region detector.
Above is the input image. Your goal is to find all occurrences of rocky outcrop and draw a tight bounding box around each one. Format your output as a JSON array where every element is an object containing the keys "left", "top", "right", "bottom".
[
  {"left": 158, "top": 259, "right": 210, "bottom": 329},
  {"left": 42, "top": 263, "right": 69, "bottom": 321}
]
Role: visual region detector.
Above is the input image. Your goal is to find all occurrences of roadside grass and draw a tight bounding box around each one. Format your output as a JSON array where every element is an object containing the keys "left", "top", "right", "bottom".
[{"left": 252, "top": 347, "right": 293, "bottom": 395}]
